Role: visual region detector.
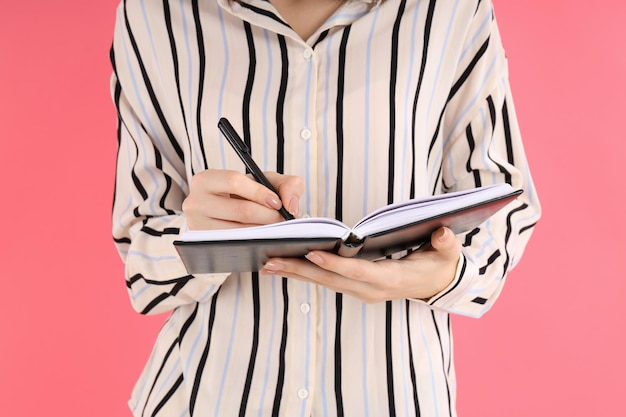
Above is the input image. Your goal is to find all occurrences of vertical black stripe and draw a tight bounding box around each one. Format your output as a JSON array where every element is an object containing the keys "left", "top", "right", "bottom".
[
  {"left": 430, "top": 311, "right": 453, "bottom": 416},
  {"left": 150, "top": 374, "right": 184, "bottom": 417},
  {"left": 312, "top": 29, "right": 330, "bottom": 49},
  {"left": 486, "top": 96, "right": 512, "bottom": 184},
  {"left": 129, "top": 136, "right": 149, "bottom": 200},
  {"left": 239, "top": 274, "right": 261, "bottom": 417},
  {"left": 412, "top": 0, "right": 436, "bottom": 196},
  {"left": 276, "top": 35, "right": 289, "bottom": 174},
  {"left": 272, "top": 35, "right": 289, "bottom": 417},
  {"left": 429, "top": 257, "right": 467, "bottom": 305},
  {"left": 179, "top": 303, "right": 200, "bottom": 341},
  {"left": 152, "top": 143, "right": 177, "bottom": 215},
  {"left": 242, "top": 22, "right": 256, "bottom": 152},
  {"left": 446, "top": 315, "right": 453, "bottom": 376},
  {"left": 385, "top": 301, "right": 397, "bottom": 417},
  {"left": 271, "top": 278, "right": 289, "bottom": 416},
  {"left": 334, "top": 293, "right": 344, "bottom": 417},
  {"left": 465, "top": 125, "right": 482, "bottom": 187},
  {"left": 163, "top": 0, "right": 194, "bottom": 175},
  {"left": 406, "top": 301, "right": 421, "bottom": 416},
  {"left": 142, "top": 338, "right": 180, "bottom": 417},
  {"left": 447, "top": 38, "right": 490, "bottom": 102},
  {"left": 192, "top": 0, "right": 209, "bottom": 169},
  {"left": 122, "top": 0, "right": 185, "bottom": 161},
  {"left": 501, "top": 99, "right": 515, "bottom": 165},
  {"left": 502, "top": 203, "right": 528, "bottom": 275},
  {"left": 388, "top": 0, "right": 406, "bottom": 205},
  {"left": 335, "top": 26, "right": 351, "bottom": 222},
  {"left": 112, "top": 71, "right": 123, "bottom": 213},
  {"left": 334, "top": 26, "right": 351, "bottom": 417},
  {"left": 189, "top": 289, "right": 220, "bottom": 415}
]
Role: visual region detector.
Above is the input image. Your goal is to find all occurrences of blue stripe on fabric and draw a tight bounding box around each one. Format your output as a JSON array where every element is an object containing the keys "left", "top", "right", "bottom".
[
  {"left": 325, "top": 11, "right": 370, "bottom": 25},
  {"left": 262, "top": 30, "right": 273, "bottom": 169},
  {"left": 130, "top": 284, "right": 150, "bottom": 300},
  {"left": 258, "top": 277, "right": 278, "bottom": 415},
  {"left": 213, "top": 277, "right": 242, "bottom": 417},
  {"left": 320, "top": 287, "right": 330, "bottom": 415},
  {"left": 321, "top": 36, "right": 335, "bottom": 217},
  {"left": 401, "top": 3, "right": 421, "bottom": 199},
  {"left": 179, "top": 0, "right": 204, "bottom": 170},
  {"left": 475, "top": 107, "right": 493, "bottom": 186},
  {"left": 445, "top": 54, "right": 499, "bottom": 143},
  {"left": 184, "top": 302, "right": 209, "bottom": 376},
  {"left": 130, "top": 315, "right": 179, "bottom": 412},
  {"left": 418, "top": 303, "right": 441, "bottom": 417},
  {"left": 119, "top": 8, "right": 160, "bottom": 215},
  {"left": 427, "top": 0, "right": 459, "bottom": 192},
  {"left": 443, "top": 56, "right": 500, "bottom": 188},
  {"left": 363, "top": 8, "right": 379, "bottom": 215},
  {"left": 217, "top": 6, "right": 230, "bottom": 169},
  {"left": 154, "top": 358, "right": 181, "bottom": 398},
  {"left": 127, "top": 250, "right": 179, "bottom": 262},
  {"left": 459, "top": 7, "right": 492, "bottom": 62},
  {"left": 398, "top": 301, "right": 411, "bottom": 416},
  {"left": 139, "top": 0, "right": 160, "bottom": 81},
  {"left": 427, "top": 0, "right": 459, "bottom": 124},
  {"left": 198, "top": 284, "right": 217, "bottom": 303},
  {"left": 304, "top": 52, "right": 313, "bottom": 215},
  {"left": 178, "top": 407, "right": 190, "bottom": 417}
]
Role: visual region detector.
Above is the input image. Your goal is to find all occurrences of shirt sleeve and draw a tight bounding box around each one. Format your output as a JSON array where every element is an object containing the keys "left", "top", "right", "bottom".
[
  {"left": 417, "top": 1, "right": 541, "bottom": 317},
  {"left": 110, "top": 3, "right": 228, "bottom": 315}
]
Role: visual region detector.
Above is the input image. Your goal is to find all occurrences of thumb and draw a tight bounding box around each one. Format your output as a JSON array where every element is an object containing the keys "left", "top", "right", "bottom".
[{"left": 430, "top": 227, "right": 462, "bottom": 258}]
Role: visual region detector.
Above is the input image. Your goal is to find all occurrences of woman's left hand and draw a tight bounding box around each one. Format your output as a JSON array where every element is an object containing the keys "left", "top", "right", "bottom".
[{"left": 260, "top": 226, "right": 462, "bottom": 303}]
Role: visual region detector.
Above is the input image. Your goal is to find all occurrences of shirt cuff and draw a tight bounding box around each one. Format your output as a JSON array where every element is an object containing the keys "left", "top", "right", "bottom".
[{"left": 407, "top": 252, "right": 479, "bottom": 310}]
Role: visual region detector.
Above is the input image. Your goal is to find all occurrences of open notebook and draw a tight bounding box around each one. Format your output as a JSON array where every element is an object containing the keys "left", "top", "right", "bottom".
[{"left": 174, "top": 183, "right": 521, "bottom": 273}]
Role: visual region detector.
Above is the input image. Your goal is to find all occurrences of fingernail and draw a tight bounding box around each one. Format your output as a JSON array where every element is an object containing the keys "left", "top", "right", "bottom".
[
  {"left": 305, "top": 252, "right": 323, "bottom": 265},
  {"left": 263, "top": 261, "right": 283, "bottom": 272},
  {"left": 288, "top": 197, "right": 300, "bottom": 216},
  {"left": 265, "top": 194, "right": 282, "bottom": 210},
  {"left": 438, "top": 228, "right": 448, "bottom": 242}
]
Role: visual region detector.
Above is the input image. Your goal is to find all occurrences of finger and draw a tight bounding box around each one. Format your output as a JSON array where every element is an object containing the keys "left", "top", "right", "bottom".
[
  {"left": 304, "top": 251, "right": 385, "bottom": 284},
  {"left": 193, "top": 169, "right": 284, "bottom": 211},
  {"left": 263, "top": 172, "right": 305, "bottom": 216},
  {"left": 429, "top": 227, "right": 462, "bottom": 260},
  {"left": 183, "top": 188, "right": 283, "bottom": 230},
  {"left": 262, "top": 257, "right": 375, "bottom": 299}
]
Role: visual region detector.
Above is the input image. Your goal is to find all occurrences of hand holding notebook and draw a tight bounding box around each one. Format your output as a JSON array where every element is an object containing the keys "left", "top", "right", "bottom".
[{"left": 175, "top": 183, "right": 521, "bottom": 273}]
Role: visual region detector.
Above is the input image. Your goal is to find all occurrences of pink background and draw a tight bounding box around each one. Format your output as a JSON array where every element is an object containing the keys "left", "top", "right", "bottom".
[{"left": 1, "top": 1, "right": 624, "bottom": 415}]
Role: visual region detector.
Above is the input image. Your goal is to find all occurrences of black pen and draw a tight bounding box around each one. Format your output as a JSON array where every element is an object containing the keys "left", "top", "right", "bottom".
[{"left": 218, "top": 117, "right": 295, "bottom": 221}]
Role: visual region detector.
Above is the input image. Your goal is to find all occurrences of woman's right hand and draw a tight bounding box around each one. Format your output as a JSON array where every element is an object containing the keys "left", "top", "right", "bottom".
[{"left": 182, "top": 169, "right": 305, "bottom": 231}]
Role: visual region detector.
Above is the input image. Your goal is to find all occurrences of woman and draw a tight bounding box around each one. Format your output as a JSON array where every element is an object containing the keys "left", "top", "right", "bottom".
[{"left": 110, "top": 0, "right": 541, "bottom": 415}]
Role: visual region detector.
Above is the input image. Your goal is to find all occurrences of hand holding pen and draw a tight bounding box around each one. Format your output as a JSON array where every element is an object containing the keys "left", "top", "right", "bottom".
[
  {"left": 181, "top": 118, "right": 303, "bottom": 230},
  {"left": 218, "top": 118, "right": 295, "bottom": 221}
]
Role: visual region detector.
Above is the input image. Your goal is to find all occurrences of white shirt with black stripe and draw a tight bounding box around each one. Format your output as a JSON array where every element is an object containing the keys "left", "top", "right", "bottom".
[{"left": 110, "top": 0, "right": 541, "bottom": 416}]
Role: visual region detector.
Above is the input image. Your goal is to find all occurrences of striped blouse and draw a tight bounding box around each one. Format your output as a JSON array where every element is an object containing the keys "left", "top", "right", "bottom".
[{"left": 110, "top": 0, "right": 541, "bottom": 416}]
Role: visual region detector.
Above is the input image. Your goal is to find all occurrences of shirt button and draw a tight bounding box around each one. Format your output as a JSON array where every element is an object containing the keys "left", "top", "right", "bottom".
[
  {"left": 300, "top": 303, "right": 310, "bottom": 314},
  {"left": 303, "top": 48, "right": 313, "bottom": 60},
  {"left": 297, "top": 388, "right": 309, "bottom": 399},
  {"left": 300, "top": 128, "right": 312, "bottom": 140}
]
